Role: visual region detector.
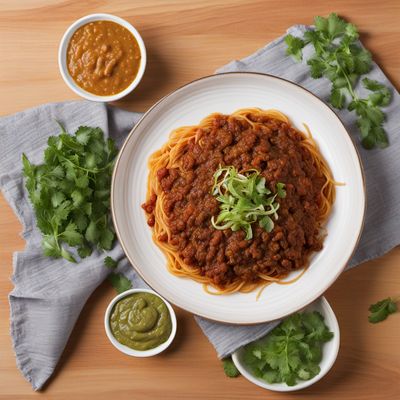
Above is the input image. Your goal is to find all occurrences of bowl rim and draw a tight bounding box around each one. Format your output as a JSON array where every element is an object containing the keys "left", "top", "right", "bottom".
[
  {"left": 110, "top": 71, "right": 366, "bottom": 325},
  {"left": 104, "top": 287, "right": 177, "bottom": 357},
  {"left": 231, "top": 296, "right": 340, "bottom": 392},
  {"left": 58, "top": 13, "right": 147, "bottom": 102}
]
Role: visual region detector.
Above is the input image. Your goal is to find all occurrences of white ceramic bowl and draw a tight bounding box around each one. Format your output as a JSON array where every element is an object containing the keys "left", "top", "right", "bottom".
[
  {"left": 232, "top": 296, "right": 340, "bottom": 391},
  {"left": 58, "top": 13, "right": 146, "bottom": 102},
  {"left": 111, "top": 72, "right": 365, "bottom": 324},
  {"left": 104, "top": 288, "right": 177, "bottom": 357}
]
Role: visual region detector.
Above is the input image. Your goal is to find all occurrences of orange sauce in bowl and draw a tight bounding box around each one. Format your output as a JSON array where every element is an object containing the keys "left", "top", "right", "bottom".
[{"left": 67, "top": 20, "right": 141, "bottom": 96}]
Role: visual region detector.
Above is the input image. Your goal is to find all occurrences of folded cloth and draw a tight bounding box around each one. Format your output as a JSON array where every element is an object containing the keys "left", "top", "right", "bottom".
[
  {"left": 0, "top": 24, "right": 399, "bottom": 390},
  {"left": 0, "top": 102, "right": 142, "bottom": 390}
]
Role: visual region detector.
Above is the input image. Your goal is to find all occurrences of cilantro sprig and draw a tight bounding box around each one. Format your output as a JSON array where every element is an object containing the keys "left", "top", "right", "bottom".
[
  {"left": 108, "top": 272, "right": 132, "bottom": 294},
  {"left": 243, "top": 311, "right": 333, "bottom": 386},
  {"left": 211, "top": 166, "right": 286, "bottom": 240},
  {"left": 368, "top": 297, "right": 398, "bottom": 323},
  {"left": 103, "top": 257, "right": 133, "bottom": 293},
  {"left": 104, "top": 256, "right": 119, "bottom": 269},
  {"left": 222, "top": 357, "right": 240, "bottom": 378},
  {"left": 285, "top": 13, "right": 392, "bottom": 149},
  {"left": 22, "top": 124, "right": 118, "bottom": 262}
]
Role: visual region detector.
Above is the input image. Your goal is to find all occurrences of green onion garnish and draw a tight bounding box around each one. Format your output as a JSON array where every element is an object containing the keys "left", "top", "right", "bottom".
[{"left": 210, "top": 166, "right": 286, "bottom": 240}]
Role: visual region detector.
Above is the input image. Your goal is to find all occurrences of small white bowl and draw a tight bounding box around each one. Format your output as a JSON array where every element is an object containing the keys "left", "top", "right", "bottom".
[
  {"left": 58, "top": 13, "right": 147, "bottom": 102},
  {"left": 232, "top": 296, "right": 340, "bottom": 392},
  {"left": 104, "top": 288, "right": 177, "bottom": 357}
]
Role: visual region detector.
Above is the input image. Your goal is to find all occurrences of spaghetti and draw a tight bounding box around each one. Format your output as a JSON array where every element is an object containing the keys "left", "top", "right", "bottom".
[{"left": 142, "top": 108, "right": 336, "bottom": 296}]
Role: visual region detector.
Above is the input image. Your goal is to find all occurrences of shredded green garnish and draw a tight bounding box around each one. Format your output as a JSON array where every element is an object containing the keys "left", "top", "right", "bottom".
[{"left": 210, "top": 166, "right": 286, "bottom": 240}]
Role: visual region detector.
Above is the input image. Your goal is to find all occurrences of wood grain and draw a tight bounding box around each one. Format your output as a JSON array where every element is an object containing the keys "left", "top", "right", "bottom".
[{"left": 0, "top": 1, "right": 399, "bottom": 399}]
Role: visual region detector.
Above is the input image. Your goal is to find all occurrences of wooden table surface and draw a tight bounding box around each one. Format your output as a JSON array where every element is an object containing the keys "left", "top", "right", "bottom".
[{"left": 0, "top": 1, "right": 399, "bottom": 399}]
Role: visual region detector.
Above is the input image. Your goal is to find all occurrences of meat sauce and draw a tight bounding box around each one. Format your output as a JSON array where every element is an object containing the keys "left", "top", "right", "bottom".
[{"left": 142, "top": 114, "right": 326, "bottom": 288}]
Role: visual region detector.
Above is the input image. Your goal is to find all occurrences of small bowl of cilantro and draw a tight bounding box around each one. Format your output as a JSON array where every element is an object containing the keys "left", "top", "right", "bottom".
[{"left": 231, "top": 296, "right": 339, "bottom": 391}]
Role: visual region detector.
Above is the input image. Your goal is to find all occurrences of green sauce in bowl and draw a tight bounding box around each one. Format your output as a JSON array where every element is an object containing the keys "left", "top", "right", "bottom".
[{"left": 109, "top": 292, "right": 172, "bottom": 351}]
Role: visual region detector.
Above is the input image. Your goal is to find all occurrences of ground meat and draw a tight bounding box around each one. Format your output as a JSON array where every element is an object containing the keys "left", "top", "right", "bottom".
[{"left": 142, "top": 113, "right": 327, "bottom": 288}]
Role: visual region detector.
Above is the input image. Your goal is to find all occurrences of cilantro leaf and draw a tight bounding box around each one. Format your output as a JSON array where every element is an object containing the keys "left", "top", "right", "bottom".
[
  {"left": 307, "top": 58, "right": 325, "bottom": 79},
  {"left": 73, "top": 210, "right": 88, "bottom": 232},
  {"left": 85, "top": 220, "right": 99, "bottom": 244},
  {"left": 276, "top": 182, "right": 286, "bottom": 198},
  {"left": 368, "top": 297, "right": 398, "bottom": 323},
  {"left": 285, "top": 34, "right": 305, "bottom": 61},
  {"left": 222, "top": 357, "right": 240, "bottom": 378},
  {"left": 330, "top": 88, "right": 345, "bottom": 109},
  {"left": 22, "top": 153, "right": 35, "bottom": 179},
  {"left": 77, "top": 245, "right": 92, "bottom": 259},
  {"left": 285, "top": 13, "right": 392, "bottom": 149},
  {"left": 302, "top": 311, "right": 334, "bottom": 341},
  {"left": 104, "top": 256, "right": 119, "bottom": 270},
  {"left": 259, "top": 216, "right": 274, "bottom": 232},
  {"left": 60, "top": 222, "right": 84, "bottom": 246},
  {"left": 242, "top": 311, "right": 333, "bottom": 386},
  {"left": 99, "top": 227, "right": 115, "bottom": 250},
  {"left": 363, "top": 78, "right": 392, "bottom": 107},
  {"left": 108, "top": 272, "right": 132, "bottom": 294},
  {"left": 75, "top": 174, "right": 89, "bottom": 189},
  {"left": 53, "top": 200, "right": 72, "bottom": 224},
  {"left": 362, "top": 78, "right": 387, "bottom": 92},
  {"left": 22, "top": 125, "right": 118, "bottom": 263},
  {"left": 71, "top": 190, "right": 84, "bottom": 207},
  {"left": 51, "top": 192, "right": 66, "bottom": 208},
  {"left": 75, "top": 126, "right": 93, "bottom": 145},
  {"left": 325, "top": 13, "right": 347, "bottom": 39}
]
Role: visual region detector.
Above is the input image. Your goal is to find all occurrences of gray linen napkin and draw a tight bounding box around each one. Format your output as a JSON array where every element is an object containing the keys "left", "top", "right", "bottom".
[{"left": 0, "top": 25, "right": 399, "bottom": 390}]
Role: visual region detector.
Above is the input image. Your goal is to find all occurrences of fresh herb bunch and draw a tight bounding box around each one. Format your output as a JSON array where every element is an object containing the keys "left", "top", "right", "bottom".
[
  {"left": 285, "top": 13, "right": 392, "bottom": 149},
  {"left": 243, "top": 311, "right": 333, "bottom": 386},
  {"left": 22, "top": 124, "right": 118, "bottom": 262},
  {"left": 211, "top": 166, "right": 286, "bottom": 240},
  {"left": 368, "top": 297, "right": 398, "bottom": 323}
]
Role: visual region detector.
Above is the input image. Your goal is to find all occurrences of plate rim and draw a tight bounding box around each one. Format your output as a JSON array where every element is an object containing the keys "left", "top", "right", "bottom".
[{"left": 111, "top": 71, "right": 366, "bottom": 324}]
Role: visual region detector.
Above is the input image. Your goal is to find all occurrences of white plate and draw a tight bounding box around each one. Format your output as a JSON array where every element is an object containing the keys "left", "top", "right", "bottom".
[
  {"left": 232, "top": 296, "right": 340, "bottom": 391},
  {"left": 111, "top": 72, "right": 365, "bottom": 324}
]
